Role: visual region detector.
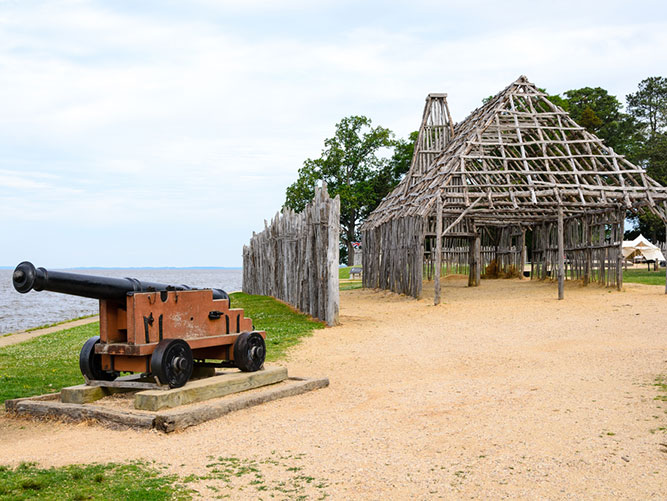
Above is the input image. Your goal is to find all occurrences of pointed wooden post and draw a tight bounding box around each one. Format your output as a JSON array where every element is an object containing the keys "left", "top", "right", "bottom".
[
  {"left": 617, "top": 209, "right": 624, "bottom": 291},
  {"left": 434, "top": 192, "right": 443, "bottom": 305},
  {"left": 557, "top": 206, "right": 565, "bottom": 300}
]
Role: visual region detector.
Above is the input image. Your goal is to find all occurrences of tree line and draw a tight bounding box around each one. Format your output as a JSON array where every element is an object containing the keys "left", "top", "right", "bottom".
[{"left": 284, "top": 77, "right": 667, "bottom": 264}]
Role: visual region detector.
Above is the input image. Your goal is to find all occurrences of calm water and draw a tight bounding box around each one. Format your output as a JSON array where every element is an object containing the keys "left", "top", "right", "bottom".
[{"left": 0, "top": 268, "right": 243, "bottom": 335}]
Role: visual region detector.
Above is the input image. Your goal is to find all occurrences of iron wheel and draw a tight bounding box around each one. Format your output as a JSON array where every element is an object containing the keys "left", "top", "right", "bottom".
[
  {"left": 79, "top": 336, "right": 119, "bottom": 382},
  {"left": 151, "top": 338, "right": 193, "bottom": 388},
  {"left": 233, "top": 331, "right": 265, "bottom": 372}
]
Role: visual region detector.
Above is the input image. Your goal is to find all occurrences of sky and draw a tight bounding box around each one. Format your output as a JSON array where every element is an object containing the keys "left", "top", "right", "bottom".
[{"left": 1, "top": 0, "right": 666, "bottom": 268}]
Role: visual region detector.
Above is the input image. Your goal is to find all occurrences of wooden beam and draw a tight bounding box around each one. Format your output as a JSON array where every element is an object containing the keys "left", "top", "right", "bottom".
[
  {"left": 434, "top": 192, "right": 443, "bottom": 305},
  {"left": 441, "top": 197, "right": 483, "bottom": 235},
  {"left": 557, "top": 205, "right": 565, "bottom": 300}
]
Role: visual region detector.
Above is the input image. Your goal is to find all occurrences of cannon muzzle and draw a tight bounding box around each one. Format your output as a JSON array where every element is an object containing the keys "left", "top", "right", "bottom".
[{"left": 12, "top": 261, "right": 229, "bottom": 302}]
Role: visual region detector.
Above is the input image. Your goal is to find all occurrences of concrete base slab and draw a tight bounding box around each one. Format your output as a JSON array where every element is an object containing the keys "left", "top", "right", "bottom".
[{"left": 5, "top": 376, "right": 328, "bottom": 433}]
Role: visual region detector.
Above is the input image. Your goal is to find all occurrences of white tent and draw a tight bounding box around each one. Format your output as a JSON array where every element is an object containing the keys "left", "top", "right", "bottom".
[{"left": 622, "top": 235, "right": 666, "bottom": 262}]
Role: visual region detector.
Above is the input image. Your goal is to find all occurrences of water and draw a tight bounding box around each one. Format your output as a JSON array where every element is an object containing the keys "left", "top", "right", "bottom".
[{"left": 0, "top": 268, "right": 243, "bottom": 335}]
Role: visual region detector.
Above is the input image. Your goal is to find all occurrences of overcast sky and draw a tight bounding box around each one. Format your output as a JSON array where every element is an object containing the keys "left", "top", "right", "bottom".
[{"left": 1, "top": 0, "right": 666, "bottom": 267}]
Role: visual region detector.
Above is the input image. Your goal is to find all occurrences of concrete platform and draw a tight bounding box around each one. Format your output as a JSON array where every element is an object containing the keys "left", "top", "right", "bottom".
[{"left": 5, "top": 372, "right": 329, "bottom": 433}]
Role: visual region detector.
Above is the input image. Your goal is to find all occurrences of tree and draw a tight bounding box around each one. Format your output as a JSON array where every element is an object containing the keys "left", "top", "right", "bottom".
[
  {"left": 557, "top": 87, "right": 639, "bottom": 156},
  {"left": 625, "top": 77, "right": 667, "bottom": 242},
  {"left": 626, "top": 77, "right": 667, "bottom": 139},
  {"left": 285, "top": 116, "right": 414, "bottom": 264}
]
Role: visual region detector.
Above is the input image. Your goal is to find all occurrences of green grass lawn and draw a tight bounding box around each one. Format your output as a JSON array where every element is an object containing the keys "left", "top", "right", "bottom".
[
  {"left": 0, "top": 462, "right": 190, "bottom": 500},
  {"left": 623, "top": 267, "right": 666, "bottom": 286}
]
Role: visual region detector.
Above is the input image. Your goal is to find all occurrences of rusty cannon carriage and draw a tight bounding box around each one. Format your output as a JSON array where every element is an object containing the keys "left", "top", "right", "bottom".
[{"left": 12, "top": 261, "right": 266, "bottom": 389}]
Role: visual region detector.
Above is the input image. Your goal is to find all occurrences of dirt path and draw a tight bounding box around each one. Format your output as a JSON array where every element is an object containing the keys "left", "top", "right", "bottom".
[
  {"left": 1, "top": 279, "right": 666, "bottom": 499},
  {"left": 0, "top": 316, "right": 99, "bottom": 348}
]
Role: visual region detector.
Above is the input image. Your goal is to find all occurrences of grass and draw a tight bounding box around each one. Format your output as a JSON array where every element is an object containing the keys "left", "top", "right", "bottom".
[
  {"left": 0, "top": 292, "right": 323, "bottom": 403},
  {"left": 622, "top": 267, "right": 666, "bottom": 286},
  {"left": 0, "top": 461, "right": 191, "bottom": 500},
  {"left": 0, "top": 322, "right": 98, "bottom": 403},
  {"left": 228, "top": 292, "right": 324, "bottom": 362}
]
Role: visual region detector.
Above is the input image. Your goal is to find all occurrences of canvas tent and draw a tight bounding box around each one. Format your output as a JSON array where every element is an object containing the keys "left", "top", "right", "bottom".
[
  {"left": 622, "top": 235, "right": 666, "bottom": 263},
  {"left": 362, "top": 76, "right": 667, "bottom": 301}
]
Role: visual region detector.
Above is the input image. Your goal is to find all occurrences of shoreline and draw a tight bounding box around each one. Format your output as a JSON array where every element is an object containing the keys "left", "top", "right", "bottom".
[{"left": 0, "top": 316, "right": 99, "bottom": 349}]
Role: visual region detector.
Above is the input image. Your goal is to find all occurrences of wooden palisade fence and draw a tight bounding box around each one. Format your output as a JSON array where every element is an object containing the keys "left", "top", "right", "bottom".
[{"left": 243, "top": 184, "right": 340, "bottom": 326}]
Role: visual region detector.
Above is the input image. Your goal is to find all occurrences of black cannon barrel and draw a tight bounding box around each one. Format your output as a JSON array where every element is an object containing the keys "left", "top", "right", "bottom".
[{"left": 12, "top": 261, "right": 229, "bottom": 302}]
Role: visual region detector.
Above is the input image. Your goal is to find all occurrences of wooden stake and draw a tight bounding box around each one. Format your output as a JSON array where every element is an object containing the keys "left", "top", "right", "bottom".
[
  {"left": 474, "top": 232, "right": 481, "bottom": 286},
  {"left": 519, "top": 228, "right": 526, "bottom": 279},
  {"left": 434, "top": 192, "right": 443, "bottom": 305},
  {"left": 617, "top": 209, "right": 624, "bottom": 291},
  {"left": 557, "top": 205, "right": 565, "bottom": 300}
]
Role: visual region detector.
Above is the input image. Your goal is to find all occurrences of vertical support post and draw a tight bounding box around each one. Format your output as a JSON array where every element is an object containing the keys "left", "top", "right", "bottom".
[
  {"left": 475, "top": 231, "right": 481, "bottom": 286},
  {"left": 468, "top": 237, "right": 474, "bottom": 287},
  {"left": 664, "top": 223, "right": 667, "bottom": 295},
  {"left": 519, "top": 228, "right": 526, "bottom": 279},
  {"left": 617, "top": 209, "right": 624, "bottom": 291},
  {"left": 434, "top": 192, "right": 443, "bottom": 305},
  {"left": 584, "top": 215, "right": 592, "bottom": 286},
  {"left": 557, "top": 206, "right": 565, "bottom": 300}
]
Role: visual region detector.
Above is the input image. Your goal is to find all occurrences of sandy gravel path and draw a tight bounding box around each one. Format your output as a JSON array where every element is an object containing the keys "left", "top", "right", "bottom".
[
  {"left": 0, "top": 316, "right": 99, "bottom": 348},
  {"left": 0, "top": 278, "right": 665, "bottom": 499}
]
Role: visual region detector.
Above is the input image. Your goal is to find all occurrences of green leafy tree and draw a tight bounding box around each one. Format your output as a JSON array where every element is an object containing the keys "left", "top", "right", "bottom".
[
  {"left": 555, "top": 87, "right": 639, "bottom": 156},
  {"left": 625, "top": 77, "right": 667, "bottom": 242},
  {"left": 626, "top": 77, "right": 667, "bottom": 139},
  {"left": 285, "top": 116, "right": 414, "bottom": 264}
]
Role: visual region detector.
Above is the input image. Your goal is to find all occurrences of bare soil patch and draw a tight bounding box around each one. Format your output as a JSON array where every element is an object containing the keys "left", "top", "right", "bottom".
[{"left": 1, "top": 278, "right": 665, "bottom": 499}]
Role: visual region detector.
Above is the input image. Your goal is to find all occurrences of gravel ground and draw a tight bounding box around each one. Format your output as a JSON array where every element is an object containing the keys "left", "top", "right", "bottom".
[{"left": 1, "top": 278, "right": 666, "bottom": 499}]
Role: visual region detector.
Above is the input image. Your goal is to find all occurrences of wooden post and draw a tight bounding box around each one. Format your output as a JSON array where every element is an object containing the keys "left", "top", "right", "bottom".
[
  {"left": 665, "top": 223, "right": 667, "bottom": 295},
  {"left": 584, "top": 216, "right": 592, "bottom": 286},
  {"left": 617, "top": 209, "right": 624, "bottom": 291},
  {"left": 434, "top": 193, "right": 443, "bottom": 305},
  {"left": 557, "top": 206, "right": 565, "bottom": 300},
  {"left": 519, "top": 228, "right": 526, "bottom": 279},
  {"left": 475, "top": 232, "right": 481, "bottom": 286}
]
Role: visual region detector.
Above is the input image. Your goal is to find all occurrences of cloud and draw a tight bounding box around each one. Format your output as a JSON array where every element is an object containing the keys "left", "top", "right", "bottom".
[{"left": 0, "top": 1, "right": 665, "bottom": 266}]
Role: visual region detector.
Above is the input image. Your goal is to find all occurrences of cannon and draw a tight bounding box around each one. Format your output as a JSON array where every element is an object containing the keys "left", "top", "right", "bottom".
[{"left": 13, "top": 261, "right": 266, "bottom": 388}]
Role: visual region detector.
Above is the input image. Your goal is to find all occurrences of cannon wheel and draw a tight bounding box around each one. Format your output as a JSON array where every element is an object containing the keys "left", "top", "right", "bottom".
[
  {"left": 79, "top": 336, "right": 119, "bottom": 382},
  {"left": 151, "top": 339, "right": 193, "bottom": 388},
  {"left": 234, "top": 331, "right": 266, "bottom": 372}
]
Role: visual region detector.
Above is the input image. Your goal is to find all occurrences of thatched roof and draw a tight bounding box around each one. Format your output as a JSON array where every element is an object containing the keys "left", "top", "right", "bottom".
[{"left": 363, "top": 76, "right": 667, "bottom": 230}]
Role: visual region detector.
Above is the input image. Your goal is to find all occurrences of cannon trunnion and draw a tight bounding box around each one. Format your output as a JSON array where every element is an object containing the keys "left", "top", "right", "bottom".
[{"left": 13, "top": 262, "right": 266, "bottom": 388}]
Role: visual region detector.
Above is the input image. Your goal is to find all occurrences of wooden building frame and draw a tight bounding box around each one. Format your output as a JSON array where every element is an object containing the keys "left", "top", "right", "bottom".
[{"left": 362, "top": 76, "right": 667, "bottom": 302}]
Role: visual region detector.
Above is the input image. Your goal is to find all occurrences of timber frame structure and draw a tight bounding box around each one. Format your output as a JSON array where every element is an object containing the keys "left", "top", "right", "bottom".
[{"left": 362, "top": 76, "right": 667, "bottom": 301}]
